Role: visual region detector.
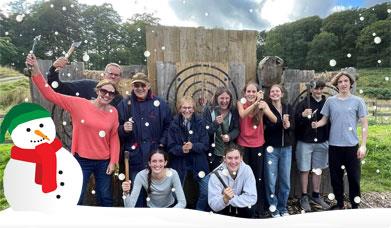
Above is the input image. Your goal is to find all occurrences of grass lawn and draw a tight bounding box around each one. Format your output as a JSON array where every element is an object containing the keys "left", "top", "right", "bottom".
[
  {"left": 0, "top": 144, "right": 11, "bottom": 210},
  {"left": 360, "top": 125, "right": 391, "bottom": 192}
]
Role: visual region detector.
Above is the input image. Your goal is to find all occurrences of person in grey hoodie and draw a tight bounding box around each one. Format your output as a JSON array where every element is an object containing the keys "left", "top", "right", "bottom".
[{"left": 208, "top": 145, "right": 257, "bottom": 218}]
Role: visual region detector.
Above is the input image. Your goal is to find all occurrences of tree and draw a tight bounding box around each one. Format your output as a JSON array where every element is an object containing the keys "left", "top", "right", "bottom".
[
  {"left": 356, "top": 20, "right": 391, "bottom": 68},
  {"left": 256, "top": 30, "right": 266, "bottom": 64},
  {"left": 0, "top": 37, "right": 18, "bottom": 66},
  {"left": 80, "top": 3, "right": 122, "bottom": 69},
  {"left": 264, "top": 16, "right": 322, "bottom": 69},
  {"left": 120, "top": 13, "right": 160, "bottom": 65},
  {"left": 306, "top": 32, "right": 339, "bottom": 71}
]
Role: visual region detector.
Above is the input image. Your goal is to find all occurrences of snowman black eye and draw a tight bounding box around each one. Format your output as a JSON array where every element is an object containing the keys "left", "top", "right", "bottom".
[
  {"left": 39, "top": 123, "right": 44, "bottom": 128},
  {"left": 26, "top": 128, "right": 31, "bottom": 132}
]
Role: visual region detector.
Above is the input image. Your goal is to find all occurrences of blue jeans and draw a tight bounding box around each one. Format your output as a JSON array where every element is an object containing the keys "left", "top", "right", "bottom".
[
  {"left": 264, "top": 146, "right": 292, "bottom": 215},
  {"left": 180, "top": 171, "right": 210, "bottom": 211},
  {"left": 75, "top": 154, "right": 113, "bottom": 207}
]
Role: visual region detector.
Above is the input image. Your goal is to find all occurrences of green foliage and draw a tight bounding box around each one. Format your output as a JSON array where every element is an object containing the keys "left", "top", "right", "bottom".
[
  {"left": 0, "top": 144, "right": 11, "bottom": 210},
  {"left": 0, "top": 37, "right": 18, "bottom": 65},
  {"left": 356, "top": 20, "right": 391, "bottom": 68},
  {"left": 0, "top": 78, "right": 30, "bottom": 113},
  {"left": 0, "top": 66, "right": 24, "bottom": 78},
  {"left": 120, "top": 13, "right": 160, "bottom": 65},
  {"left": 264, "top": 16, "right": 322, "bottom": 69},
  {"left": 1, "top": 0, "right": 161, "bottom": 71},
  {"left": 306, "top": 32, "right": 339, "bottom": 71},
  {"left": 357, "top": 68, "right": 391, "bottom": 99},
  {"left": 258, "top": 2, "right": 391, "bottom": 71},
  {"left": 360, "top": 125, "right": 391, "bottom": 192}
]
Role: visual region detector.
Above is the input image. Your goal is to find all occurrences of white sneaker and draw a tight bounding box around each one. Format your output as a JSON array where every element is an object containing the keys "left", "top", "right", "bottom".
[
  {"left": 281, "top": 212, "right": 290, "bottom": 217},
  {"left": 271, "top": 212, "right": 281, "bottom": 218}
]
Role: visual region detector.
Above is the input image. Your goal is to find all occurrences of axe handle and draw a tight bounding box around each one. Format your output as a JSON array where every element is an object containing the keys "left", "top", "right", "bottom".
[
  {"left": 213, "top": 170, "right": 228, "bottom": 189},
  {"left": 124, "top": 152, "right": 130, "bottom": 182},
  {"left": 65, "top": 46, "right": 76, "bottom": 58}
]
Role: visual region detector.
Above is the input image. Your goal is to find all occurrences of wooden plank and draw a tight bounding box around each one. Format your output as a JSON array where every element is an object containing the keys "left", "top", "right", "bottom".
[
  {"left": 228, "top": 63, "right": 245, "bottom": 101},
  {"left": 212, "top": 29, "right": 228, "bottom": 63},
  {"left": 163, "top": 27, "right": 180, "bottom": 63},
  {"left": 194, "top": 28, "right": 208, "bottom": 62},
  {"left": 243, "top": 31, "right": 257, "bottom": 83},
  {"left": 228, "top": 30, "right": 243, "bottom": 63},
  {"left": 179, "top": 27, "right": 196, "bottom": 63},
  {"left": 146, "top": 25, "right": 158, "bottom": 93}
]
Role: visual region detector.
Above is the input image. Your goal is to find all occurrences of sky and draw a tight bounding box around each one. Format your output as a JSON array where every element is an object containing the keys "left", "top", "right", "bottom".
[{"left": 0, "top": 0, "right": 390, "bottom": 30}]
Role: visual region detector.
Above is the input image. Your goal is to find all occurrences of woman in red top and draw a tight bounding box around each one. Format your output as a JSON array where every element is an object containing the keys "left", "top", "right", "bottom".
[
  {"left": 26, "top": 54, "right": 120, "bottom": 207},
  {"left": 236, "top": 81, "right": 276, "bottom": 217}
]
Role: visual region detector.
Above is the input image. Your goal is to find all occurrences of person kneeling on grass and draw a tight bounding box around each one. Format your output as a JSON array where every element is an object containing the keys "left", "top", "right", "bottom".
[
  {"left": 122, "top": 149, "right": 186, "bottom": 208},
  {"left": 208, "top": 145, "right": 257, "bottom": 218}
]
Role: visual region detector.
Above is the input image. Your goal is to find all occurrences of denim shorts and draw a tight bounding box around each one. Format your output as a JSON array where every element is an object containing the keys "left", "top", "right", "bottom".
[{"left": 296, "top": 141, "right": 328, "bottom": 172}]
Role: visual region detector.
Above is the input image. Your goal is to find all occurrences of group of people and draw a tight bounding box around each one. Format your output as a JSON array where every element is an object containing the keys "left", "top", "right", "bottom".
[{"left": 25, "top": 54, "right": 368, "bottom": 218}]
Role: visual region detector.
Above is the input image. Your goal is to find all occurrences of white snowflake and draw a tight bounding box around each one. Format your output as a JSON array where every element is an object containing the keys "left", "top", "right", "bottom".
[
  {"left": 354, "top": 196, "right": 361, "bottom": 204},
  {"left": 374, "top": 36, "right": 381, "bottom": 44},
  {"left": 99, "top": 130, "right": 106, "bottom": 137},
  {"left": 118, "top": 173, "right": 125, "bottom": 181},
  {"left": 51, "top": 81, "right": 59, "bottom": 88},
  {"left": 240, "top": 98, "right": 247, "bottom": 104},
  {"left": 329, "top": 59, "right": 336, "bottom": 67},
  {"left": 269, "top": 205, "right": 276, "bottom": 212},
  {"left": 198, "top": 171, "right": 205, "bottom": 178}
]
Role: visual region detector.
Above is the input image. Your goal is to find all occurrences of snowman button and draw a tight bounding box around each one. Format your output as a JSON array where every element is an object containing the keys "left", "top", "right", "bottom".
[
  {"left": 60, "top": 182, "right": 65, "bottom": 186},
  {"left": 56, "top": 195, "right": 61, "bottom": 199},
  {"left": 58, "top": 170, "right": 63, "bottom": 175}
]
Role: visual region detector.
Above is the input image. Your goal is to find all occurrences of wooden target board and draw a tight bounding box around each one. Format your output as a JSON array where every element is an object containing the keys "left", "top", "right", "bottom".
[{"left": 164, "top": 62, "right": 242, "bottom": 112}]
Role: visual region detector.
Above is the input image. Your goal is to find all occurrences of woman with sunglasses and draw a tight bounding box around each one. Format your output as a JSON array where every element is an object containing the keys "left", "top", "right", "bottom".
[{"left": 26, "top": 54, "right": 120, "bottom": 207}]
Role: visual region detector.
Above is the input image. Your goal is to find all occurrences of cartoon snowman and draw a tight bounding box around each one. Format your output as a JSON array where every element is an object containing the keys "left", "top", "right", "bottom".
[{"left": 0, "top": 102, "right": 83, "bottom": 211}]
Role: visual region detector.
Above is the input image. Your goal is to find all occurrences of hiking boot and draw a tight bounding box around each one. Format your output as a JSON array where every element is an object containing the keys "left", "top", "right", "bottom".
[
  {"left": 311, "top": 196, "right": 330, "bottom": 210},
  {"left": 300, "top": 195, "right": 311, "bottom": 212}
]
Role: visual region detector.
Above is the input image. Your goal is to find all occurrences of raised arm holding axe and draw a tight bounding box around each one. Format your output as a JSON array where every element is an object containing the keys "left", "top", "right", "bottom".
[
  {"left": 52, "top": 41, "right": 82, "bottom": 71},
  {"left": 24, "top": 35, "right": 41, "bottom": 77}
]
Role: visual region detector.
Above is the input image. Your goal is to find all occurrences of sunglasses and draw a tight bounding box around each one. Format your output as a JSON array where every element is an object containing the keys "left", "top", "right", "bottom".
[
  {"left": 133, "top": 83, "right": 147, "bottom": 88},
  {"left": 99, "top": 88, "right": 116, "bottom": 97}
]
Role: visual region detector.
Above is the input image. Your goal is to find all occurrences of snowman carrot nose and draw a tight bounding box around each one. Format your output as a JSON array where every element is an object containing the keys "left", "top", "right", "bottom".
[{"left": 34, "top": 130, "right": 50, "bottom": 141}]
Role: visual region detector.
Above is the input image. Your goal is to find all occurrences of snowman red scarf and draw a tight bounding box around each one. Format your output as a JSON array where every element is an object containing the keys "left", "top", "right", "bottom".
[{"left": 10, "top": 138, "right": 62, "bottom": 193}]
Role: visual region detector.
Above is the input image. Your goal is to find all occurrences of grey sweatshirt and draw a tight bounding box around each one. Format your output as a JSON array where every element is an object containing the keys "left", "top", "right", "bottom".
[
  {"left": 123, "top": 168, "right": 186, "bottom": 208},
  {"left": 208, "top": 161, "right": 257, "bottom": 212}
]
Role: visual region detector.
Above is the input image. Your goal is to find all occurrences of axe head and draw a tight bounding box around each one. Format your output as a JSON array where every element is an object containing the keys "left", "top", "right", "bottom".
[
  {"left": 71, "top": 41, "right": 81, "bottom": 48},
  {"left": 124, "top": 150, "right": 130, "bottom": 160},
  {"left": 33, "top": 35, "right": 41, "bottom": 41}
]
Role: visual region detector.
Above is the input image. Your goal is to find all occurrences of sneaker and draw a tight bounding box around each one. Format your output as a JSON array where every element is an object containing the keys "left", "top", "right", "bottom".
[
  {"left": 300, "top": 195, "right": 311, "bottom": 212},
  {"left": 329, "top": 204, "right": 345, "bottom": 210},
  {"left": 271, "top": 211, "right": 281, "bottom": 218},
  {"left": 311, "top": 196, "right": 330, "bottom": 210},
  {"left": 280, "top": 212, "right": 290, "bottom": 217}
]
